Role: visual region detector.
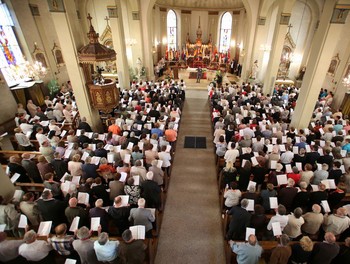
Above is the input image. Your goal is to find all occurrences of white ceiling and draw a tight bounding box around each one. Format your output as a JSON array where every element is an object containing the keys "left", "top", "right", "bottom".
[{"left": 155, "top": 0, "right": 245, "bottom": 10}]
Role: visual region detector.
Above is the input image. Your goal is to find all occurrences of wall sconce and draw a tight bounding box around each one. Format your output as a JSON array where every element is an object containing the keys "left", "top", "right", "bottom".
[
  {"left": 162, "top": 37, "right": 167, "bottom": 45},
  {"left": 230, "top": 40, "right": 236, "bottom": 47}
]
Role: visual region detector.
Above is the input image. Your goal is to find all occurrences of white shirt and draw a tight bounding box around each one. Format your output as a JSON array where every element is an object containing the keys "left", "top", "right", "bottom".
[
  {"left": 19, "top": 123, "right": 33, "bottom": 135},
  {"left": 36, "top": 133, "right": 48, "bottom": 146},
  {"left": 19, "top": 240, "right": 52, "bottom": 261},
  {"left": 158, "top": 151, "right": 172, "bottom": 167},
  {"left": 224, "top": 149, "right": 240, "bottom": 163},
  {"left": 267, "top": 214, "right": 289, "bottom": 231},
  {"left": 280, "top": 150, "right": 294, "bottom": 164}
]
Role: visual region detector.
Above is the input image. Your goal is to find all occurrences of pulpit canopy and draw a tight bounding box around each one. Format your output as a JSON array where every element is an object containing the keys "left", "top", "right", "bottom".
[{"left": 78, "top": 13, "right": 116, "bottom": 64}]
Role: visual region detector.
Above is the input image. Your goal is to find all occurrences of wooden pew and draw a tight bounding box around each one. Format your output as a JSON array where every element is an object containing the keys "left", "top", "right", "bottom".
[
  {"left": 0, "top": 150, "right": 41, "bottom": 164},
  {"left": 15, "top": 182, "right": 45, "bottom": 193}
]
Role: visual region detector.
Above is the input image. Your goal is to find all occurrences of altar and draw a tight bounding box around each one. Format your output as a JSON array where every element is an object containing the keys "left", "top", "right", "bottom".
[{"left": 165, "top": 18, "right": 230, "bottom": 72}]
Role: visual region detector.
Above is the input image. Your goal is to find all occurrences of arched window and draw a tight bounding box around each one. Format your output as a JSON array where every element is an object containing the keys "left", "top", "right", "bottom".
[
  {"left": 219, "top": 12, "right": 232, "bottom": 53},
  {"left": 0, "top": 3, "right": 25, "bottom": 87},
  {"left": 167, "top": 10, "right": 177, "bottom": 51}
]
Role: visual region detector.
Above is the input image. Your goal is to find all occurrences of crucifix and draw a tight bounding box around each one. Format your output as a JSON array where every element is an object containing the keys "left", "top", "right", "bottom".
[
  {"left": 104, "top": 16, "right": 110, "bottom": 26},
  {"left": 287, "top": 23, "right": 293, "bottom": 33},
  {"left": 87, "top": 13, "right": 93, "bottom": 27}
]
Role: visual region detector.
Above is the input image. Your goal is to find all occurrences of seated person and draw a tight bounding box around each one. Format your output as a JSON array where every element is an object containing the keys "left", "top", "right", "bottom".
[
  {"left": 129, "top": 198, "right": 155, "bottom": 238},
  {"left": 19, "top": 230, "right": 53, "bottom": 262}
]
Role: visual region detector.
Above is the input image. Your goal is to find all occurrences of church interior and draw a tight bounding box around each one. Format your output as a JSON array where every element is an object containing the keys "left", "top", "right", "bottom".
[{"left": 0, "top": 0, "right": 350, "bottom": 263}]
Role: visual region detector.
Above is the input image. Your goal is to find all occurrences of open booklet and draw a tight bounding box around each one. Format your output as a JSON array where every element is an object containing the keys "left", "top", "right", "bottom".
[
  {"left": 129, "top": 225, "right": 145, "bottom": 240},
  {"left": 37, "top": 221, "right": 52, "bottom": 236}
]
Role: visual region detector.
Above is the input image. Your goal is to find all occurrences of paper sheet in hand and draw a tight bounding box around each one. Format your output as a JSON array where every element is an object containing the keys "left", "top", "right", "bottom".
[
  {"left": 119, "top": 195, "right": 130, "bottom": 206},
  {"left": 321, "top": 200, "right": 331, "bottom": 213},
  {"left": 77, "top": 192, "right": 89, "bottom": 205},
  {"left": 13, "top": 190, "right": 24, "bottom": 202},
  {"left": 270, "top": 160, "right": 277, "bottom": 169},
  {"left": 38, "top": 221, "right": 52, "bottom": 236},
  {"left": 91, "top": 156, "right": 101, "bottom": 165},
  {"left": 90, "top": 217, "right": 100, "bottom": 231},
  {"left": 10, "top": 173, "right": 21, "bottom": 183},
  {"left": 285, "top": 165, "right": 292, "bottom": 173},
  {"left": 269, "top": 197, "right": 278, "bottom": 209},
  {"left": 293, "top": 146, "right": 299, "bottom": 154},
  {"left": 251, "top": 156, "right": 259, "bottom": 166},
  {"left": 18, "top": 214, "right": 28, "bottom": 228},
  {"left": 166, "top": 145, "right": 171, "bottom": 152},
  {"left": 129, "top": 225, "right": 145, "bottom": 240},
  {"left": 65, "top": 259, "right": 77, "bottom": 264},
  {"left": 0, "top": 224, "right": 5, "bottom": 232},
  {"left": 107, "top": 153, "right": 114, "bottom": 163},
  {"left": 276, "top": 174, "right": 288, "bottom": 185},
  {"left": 246, "top": 199, "right": 255, "bottom": 211},
  {"left": 279, "top": 145, "right": 286, "bottom": 152},
  {"left": 72, "top": 176, "right": 81, "bottom": 185},
  {"left": 81, "top": 152, "right": 89, "bottom": 162},
  {"left": 138, "top": 142, "right": 144, "bottom": 150},
  {"left": 69, "top": 216, "right": 80, "bottom": 232},
  {"left": 272, "top": 222, "right": 282, "bottom": 236},
  {"left": 119, "top": 172, "right": 127, "bottom": 182},
  {"left": 124, "top": 154, "right": 131, "bottom": 164},
  {"left": 133, "top": 175, "right": 140, "bottom": 186},
  {"left": 60, "top": 130, "right": 67, "bottom": 138},
  {"left": 127, "top": 142, "right": 134, "bottom": 151},
  {"left": 64, "top": 149, "right": 72, "bottom": 159},
  {"left": 157, "top": 160, "right": 163, "bottom": 168},
  {"left": 245, "top": 227, "right": 255, "bottom": 241},
  {"left": 88, "top": 144, "right": 96, "bottom": 151},
  {"left": 295, "top": 162, "right": 302, "bottom": 171},
  {"left": 311, "top": 185, "right": 319, "bottom": 192},
  {"left": 247, "top": 181, "right": 256, "bottom": 191}
]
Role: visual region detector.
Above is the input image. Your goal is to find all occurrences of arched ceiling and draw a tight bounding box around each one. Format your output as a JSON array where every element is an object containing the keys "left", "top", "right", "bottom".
[{"left": 155, "top": 0, "right": 245, "bottom": 10}]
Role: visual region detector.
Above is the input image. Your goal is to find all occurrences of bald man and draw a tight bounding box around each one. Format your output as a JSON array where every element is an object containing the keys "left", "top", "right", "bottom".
[
  {"left": 310, "top": 232, "right": 339, "bottom": 264},
  {"left": 65, "top": 197, "right": 89, "bottom": 228},
  {"left": 229, "top": 234, "right": 262, "bottom": 264}
]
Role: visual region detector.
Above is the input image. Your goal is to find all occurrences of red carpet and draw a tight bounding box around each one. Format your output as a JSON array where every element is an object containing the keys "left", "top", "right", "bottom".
[{"left": 189, "top": 72, "right": 207, "bottom": 79}]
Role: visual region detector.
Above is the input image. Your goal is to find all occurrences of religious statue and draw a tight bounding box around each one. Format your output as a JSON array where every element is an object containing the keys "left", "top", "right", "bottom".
[
  {"left": 136, "top": 57, "right": 142, "bottom": 77},
  {"left": 297, "top": 66, "right": 306, "bottom": 81},
  {"left": 250, "top": 60, "right": 259, "bottom": 79}
]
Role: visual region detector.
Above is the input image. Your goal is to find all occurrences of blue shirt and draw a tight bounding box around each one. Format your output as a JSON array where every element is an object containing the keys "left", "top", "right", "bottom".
[
  {"left": 232, "top": 243, "right": 263, "bottom": 264},
  {"left": 94, "top": 240, "right": 119, "bottom": 262},
  {"left": 342, "top": 143, "right": 350, "bottom": 153}
]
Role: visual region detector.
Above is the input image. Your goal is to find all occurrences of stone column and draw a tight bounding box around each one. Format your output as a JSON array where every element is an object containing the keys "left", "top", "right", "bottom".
[
  {"left": 140, "top": 0, "right": 155, "bottom": 80},
  {"left": 47, "top": 0, "right": 103, "bottom": 132},
  {"left": 291, "top": 0, "right": 345, "bottom": 129},
  {"left": 0, "top": 167, "right": 15, "bottom": 202},
  {"left": 263, "top": 0, "right": 296, "bottom": 94},
  {"left": 108, "top": 4, "right": 130, "bottom": 89}
]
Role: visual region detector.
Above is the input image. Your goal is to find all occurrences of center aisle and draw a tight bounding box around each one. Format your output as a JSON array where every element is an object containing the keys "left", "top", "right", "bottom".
[{"left": 155, "top": 89, "right": 225, "bottom": 263}]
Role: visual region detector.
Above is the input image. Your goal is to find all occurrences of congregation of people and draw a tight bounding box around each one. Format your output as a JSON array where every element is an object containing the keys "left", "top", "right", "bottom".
[
  {"left": 210, "top": 82, "right": 350, "bottom": 263},
  {"left": 0, "top": 79, "right": 185, "bottom": 263}
]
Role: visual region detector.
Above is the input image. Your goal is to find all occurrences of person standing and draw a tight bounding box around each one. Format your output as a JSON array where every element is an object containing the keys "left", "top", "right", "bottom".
[
  {"left": 229, "top": 234, "right": 262, "bottom": 264},
  {"left": 196, "top": 67, "right": 202, "bottom": 83}
]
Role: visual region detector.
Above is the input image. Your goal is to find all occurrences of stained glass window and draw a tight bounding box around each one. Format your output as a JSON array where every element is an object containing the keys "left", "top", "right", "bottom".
[
  {"left": 167, "top": 10, "right": 177, "bottom": 51},
  {"left": 0, "top": 3, "right": 25, "bottom": 87},
  {"left": 219, "top": 12, "right": 232, "bottom": 53}
]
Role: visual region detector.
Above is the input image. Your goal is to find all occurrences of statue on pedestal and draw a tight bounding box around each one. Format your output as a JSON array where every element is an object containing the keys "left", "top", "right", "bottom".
[{"left": 250, "top": 60, "right": 259, "bottom": 79}]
